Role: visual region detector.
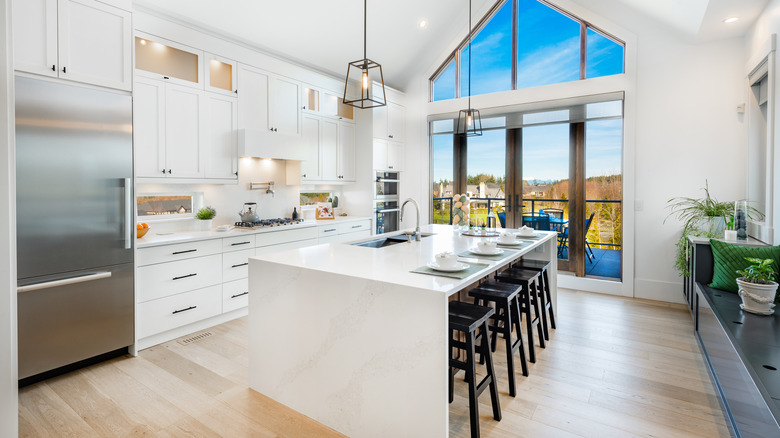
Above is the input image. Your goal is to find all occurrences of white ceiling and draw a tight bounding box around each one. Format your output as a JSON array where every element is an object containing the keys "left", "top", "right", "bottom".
[{"left": 135, "top": 0, "right": 768, "bottom": 90}]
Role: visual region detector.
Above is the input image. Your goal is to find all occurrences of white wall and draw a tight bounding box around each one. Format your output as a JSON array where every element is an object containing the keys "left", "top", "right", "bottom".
[
  {"left": 399, "top": 0, "right": 748, "bottom": 303},
  {"left": 0, "top": 0, "right": 17, "bottom": 434}
]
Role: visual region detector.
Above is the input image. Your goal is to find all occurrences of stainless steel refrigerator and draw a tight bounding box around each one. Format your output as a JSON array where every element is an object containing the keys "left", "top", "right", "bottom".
[{"left": 15, "top": 76, "right": 134, "bottom": 382}]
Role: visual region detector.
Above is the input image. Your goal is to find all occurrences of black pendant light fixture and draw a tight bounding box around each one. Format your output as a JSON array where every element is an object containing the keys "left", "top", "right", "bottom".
[
  {"left": 455, "top": 0, "right": 482, "bottom": 136},
  {"left": 343, "top": 0, "right": 386, "bottom": 109}
]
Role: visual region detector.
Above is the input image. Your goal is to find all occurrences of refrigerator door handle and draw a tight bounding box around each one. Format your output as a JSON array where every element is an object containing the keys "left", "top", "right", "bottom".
[
  {"left": 17, "top": 271, "right": 113, "bottom": 293},
  {"left": 124, "top": 178, "right": 132, "bottom": 249}
]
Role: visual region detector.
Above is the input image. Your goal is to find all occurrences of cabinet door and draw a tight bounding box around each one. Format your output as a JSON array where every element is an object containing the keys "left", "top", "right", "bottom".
[
  {"left": 301, "top": 115, "right": 321, "bottom": 180},
  {"left": 204, "top": 93, "right": 238, "bottom": 179},
  {"left": 270, "top": 75, "right": 301, "bottom": 135},
  {"left": 12, "top": 0, "right": 58, "bottom": 78},
  {"left": 57, "top": 0, "right": 132, "bottom": 91},
  {"left": 387, "top": 102, "right": 405, "bottom": 142},
  {"left": 133, "top": 77, "right": 167, "bottom": 178},
  {"left": 339, "top": 122, "right": 356, "bottom": 181},
  {"left": 387, "top": 141, "right": 403, "bottom": 171},
  {"left": 373, "top": 138, "right": 388, "bottom": 170},
  {"left": 205, "top": 53, "right": 237, "bottom": 96},
  {"left": 321, "top": 119, "right": 339, "bottom": 181},
  {"left": 237, "top": 64, "right": 270, "bottom": 132},
  {"left": 373, "top": 104, "right": 388, "bottom": 139},
  {"left": 165, "top": 84, "right": 204, "bottom": 178}
]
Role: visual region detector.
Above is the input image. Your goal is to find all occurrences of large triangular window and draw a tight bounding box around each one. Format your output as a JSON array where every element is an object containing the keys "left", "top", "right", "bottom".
[{"left": 431, "top": 0, "right": 624, "bottom": 101}]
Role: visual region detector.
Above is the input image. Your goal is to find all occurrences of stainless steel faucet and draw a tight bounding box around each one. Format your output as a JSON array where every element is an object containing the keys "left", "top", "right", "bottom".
[{"left": 400, "top": 198, "right": 421, "bottom": 241}]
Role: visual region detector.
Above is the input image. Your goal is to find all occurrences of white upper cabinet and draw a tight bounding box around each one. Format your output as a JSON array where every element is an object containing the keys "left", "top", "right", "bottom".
[
  {"left": 203, "top": 93, "right": 238, "bottom": 179},
  {"left": 205, "top": 53, "right": 237, "bottom": 97},
  {"left": 164, "top": 84, "right": 205, "bottom": 178},
  {"left": 320, "top": 119, "right": 339, "bottom": 181},
  {"left": 338, "top": 121, "right": 356, "bottom": 181},
  {"left": 373, "top": 101, "right": 405, "bottom": 142},
  {"left": 135, "top": 34, "right": 203, "bottom": 89},
  {"left": 303, "top": 85, "right": 354, "bottom": 121},
  {"left": 301, "top": 115, "right": 321, "bottom": 181},
  {"left": 133, "top": 77, "right": 166, "bottom": 178},
  {"left": 373, "top": 138, "right": 402, "bottom": 171},
  {"left": 13, "top": 0, "right": 132, "bottom": 91},
  {"left": 237, "top": 64, "right": 301, "bottom": 137}
]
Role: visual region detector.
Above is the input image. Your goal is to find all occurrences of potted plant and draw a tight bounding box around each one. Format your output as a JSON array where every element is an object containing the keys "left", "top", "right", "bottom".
[
  {"left": 736, "top": 257, "right": 779, "bottom": 315},
  {"left": 196, "top": 206, "right": 216, "bottom": 231}
]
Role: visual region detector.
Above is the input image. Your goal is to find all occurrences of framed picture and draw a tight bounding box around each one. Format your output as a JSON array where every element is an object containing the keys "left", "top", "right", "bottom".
[{"left": 316, "top": 202, "right": 334, "bottom": 220}]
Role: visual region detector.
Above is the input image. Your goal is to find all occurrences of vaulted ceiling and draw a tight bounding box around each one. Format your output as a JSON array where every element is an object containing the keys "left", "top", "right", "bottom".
[{"left": 135, "top": 0, "right": 768, "bottom": 90}]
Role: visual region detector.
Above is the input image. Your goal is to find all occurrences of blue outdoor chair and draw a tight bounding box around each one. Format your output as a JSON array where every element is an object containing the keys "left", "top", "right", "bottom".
[{"left": 558, "top": 211, "right": 596, "bottom": 262}]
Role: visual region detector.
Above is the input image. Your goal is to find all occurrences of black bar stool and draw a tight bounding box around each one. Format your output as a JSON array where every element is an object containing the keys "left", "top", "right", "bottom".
[
  {"left": 468, "top": 281, "right": 528, "bottom": 397},
  {"left": 512, "top": 259, "right": 556, "bottom": 340},
  {"left": 449, "top": 301, "right": 501, "bottom": 438},
  {"left": 494, "top": 268, "right": 545, "bottom": 363}
]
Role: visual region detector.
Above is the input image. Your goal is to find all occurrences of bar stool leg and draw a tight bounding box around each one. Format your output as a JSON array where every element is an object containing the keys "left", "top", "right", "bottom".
[
  {"left": 536, "top": 278, "right": 550, "bottom": 341},
  {"left": 466, "top": 330, "right": 480, "bottom": 438},
  {"left": 531, "top": 279, "right": 546, "bottom": 349},
  {"left": 511, "top": 295, "right": 529, "bottom": 377},
  {"left": 480, "top": 320, "right": 501, "bottom": 422},
  {"left": 449, "top": 329, "right": 455, "bottom": 404},
  {"left": 521, "top": 284, "right": 536, "bottom": 363},
  {"left": 503, "top": 302, "right": 517, "bottom": 397},
  {"left": 542, "top": 269, "right": 556, "bottom": 329}
]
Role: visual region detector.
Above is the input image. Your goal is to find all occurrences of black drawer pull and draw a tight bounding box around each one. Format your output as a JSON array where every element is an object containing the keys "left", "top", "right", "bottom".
[
  {"left": 231, "top": 241, "right": 251, "bottom": 246},
  {"left": 324, "top": 228, "right": 336, "bottom": 232},
  {"left": 231, "top": 291, "right": 249, "bottom": 299},
  {"left": 172, "top": 305, "right": 196, "bottom": 314},
  {"left": 172, "top": 249, "right": 197, "bottom": 255},
  {"left": 231, "top": 263, "right": 249, "bottom": 268},
  {"left": 352, "top": 225, "right": 362, "bottom": 228},
  {"left": 172, "top": 273, "right": 197, "bottom": 281}
]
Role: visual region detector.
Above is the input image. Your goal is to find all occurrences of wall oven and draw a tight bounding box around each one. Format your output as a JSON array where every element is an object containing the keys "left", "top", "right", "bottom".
[{"left": 375, "top": 171, "right": 399, "bottom": 234}]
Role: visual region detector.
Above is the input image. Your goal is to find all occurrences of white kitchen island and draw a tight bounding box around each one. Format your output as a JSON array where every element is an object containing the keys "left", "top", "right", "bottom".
[{"left": 248, "top": 224, "right": 558, "bottom": 437}]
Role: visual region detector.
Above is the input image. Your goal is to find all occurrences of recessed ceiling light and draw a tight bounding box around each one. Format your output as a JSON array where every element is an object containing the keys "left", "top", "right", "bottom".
[
  {"left": 418, "top": 19, "right": 428, "bottom": 29},
  {"left": 723, "top": 16, "right": 739, "bottom": 24}
]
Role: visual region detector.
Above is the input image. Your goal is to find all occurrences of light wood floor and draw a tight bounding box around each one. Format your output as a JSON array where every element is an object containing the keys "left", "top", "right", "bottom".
[{"left": 18, "top": 290, "right": 730, "bottom": 437}]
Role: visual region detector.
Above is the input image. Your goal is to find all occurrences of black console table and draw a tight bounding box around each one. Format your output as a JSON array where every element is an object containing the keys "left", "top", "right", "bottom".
[{"left": 685, "top": 236, "right": 780, "bottom": 437}]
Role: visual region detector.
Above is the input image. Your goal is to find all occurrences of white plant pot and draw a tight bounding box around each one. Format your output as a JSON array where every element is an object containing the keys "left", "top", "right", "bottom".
[
  {"left": 199, "top": 219, "right": 213, "bottom": 231},
  {"left": 699, "top": 216, "right": 725, "bottom": 236},
  {"left": 736, "top": 278, "right": 778, "bottom": 315}
]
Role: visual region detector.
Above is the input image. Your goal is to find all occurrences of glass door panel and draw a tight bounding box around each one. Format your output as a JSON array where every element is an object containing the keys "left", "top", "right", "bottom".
[
  {"left": 585, "top": 119, "right": 623, "bottom": 280},
  {"left": 134, "top": 36, "right": 199, "bottom": 84},
  {"left": 432, "top": 134, "right": 454, "bottom": 224},
  {"left": 522, "top": 123, "right": 570, "bottom": 264},
  {"left": 466, "top": 130, "right": 506, "bottom": 228}
]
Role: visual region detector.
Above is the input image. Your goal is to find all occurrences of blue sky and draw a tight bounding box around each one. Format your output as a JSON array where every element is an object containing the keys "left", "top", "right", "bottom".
[{"left": 431, "top": 0, "right": 624, "bottom": 184}]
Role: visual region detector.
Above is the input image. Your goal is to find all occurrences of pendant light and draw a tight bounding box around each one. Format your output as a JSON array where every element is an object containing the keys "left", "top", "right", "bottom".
[
  {"left": 343, "top": 0, "right": 386, "bottom": 109},
  {"left": 455, "top": 0, "right": 482, "bottom": 136}
]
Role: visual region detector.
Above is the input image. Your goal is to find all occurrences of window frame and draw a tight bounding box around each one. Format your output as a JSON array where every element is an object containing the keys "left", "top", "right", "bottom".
[
  {"left": 429, "top": 0, "right": 625, "bottom": 101},
  {"left": 136, "top": 192, "right": 202, "bottom": 221}
]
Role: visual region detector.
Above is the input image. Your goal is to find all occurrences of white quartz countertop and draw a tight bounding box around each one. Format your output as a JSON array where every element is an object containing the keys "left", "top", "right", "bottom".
[
  {"left": 251, "top": 224, "right": 556, "bottom": 296},
  {"left": 136, "top": 216, "right": 371, "bottom": 249}
]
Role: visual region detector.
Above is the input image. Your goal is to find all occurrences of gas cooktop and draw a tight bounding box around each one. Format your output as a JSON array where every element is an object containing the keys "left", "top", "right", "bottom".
[{"left": 234, "top": 218, "right": 304, "bottom": 229}]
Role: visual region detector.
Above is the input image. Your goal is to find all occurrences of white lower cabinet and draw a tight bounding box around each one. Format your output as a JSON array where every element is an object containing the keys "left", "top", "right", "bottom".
[
  {"left": 317, "top": 219, "right": 371, "bottom": 243},
  {"left": 222, "top": 248, "right": 253, "bottom": 283},
  {"left": 136, "top": 254, "right": 222, "bottom": 303},
  {"left": 222, "top": 278, "right": 249, "bottom": 313},
  {"left": 137, "top": 285, "right": 222, "bottom": 339}
]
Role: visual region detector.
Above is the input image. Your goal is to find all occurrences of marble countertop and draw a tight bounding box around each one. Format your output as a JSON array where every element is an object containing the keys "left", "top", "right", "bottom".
[
  {"left": 136, "top": 216, "right": 371, "bottom": 249},
  {"left": 251, "top": 224, "right": 556, "bottom": 296}
]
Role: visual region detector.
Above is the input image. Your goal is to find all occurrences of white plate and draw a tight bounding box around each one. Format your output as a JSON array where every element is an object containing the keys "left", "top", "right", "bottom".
[
  {"left": 497, "top": 240, "right": 523, "bottom": 246},
  {"left": 428, "top": 262, "right": 469, "bottom": 272},
  {"left": 469, "top": 247, "right": 504, "bottom": 255},
  {"left": 515, "top": 232, "right": 538, "bottom": 238}
]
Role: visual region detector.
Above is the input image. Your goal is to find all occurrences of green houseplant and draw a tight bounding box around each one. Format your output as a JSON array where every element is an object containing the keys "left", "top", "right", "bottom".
[
  {"left": 736, "top": 257, "right": 778, "bottom": 315},
  {"left": 196, "top": 206, "right": 216, "bottom": 231}
]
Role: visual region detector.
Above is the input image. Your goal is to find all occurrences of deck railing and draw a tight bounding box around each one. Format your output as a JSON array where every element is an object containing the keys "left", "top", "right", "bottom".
[{"left": 432, "top": 197, "right": 622, "bottom": 250}]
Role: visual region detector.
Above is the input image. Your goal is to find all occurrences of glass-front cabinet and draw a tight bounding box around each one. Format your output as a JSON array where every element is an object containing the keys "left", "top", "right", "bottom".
[
  {"left": 134, "top": 34, "right": 203, "bottom": 87},
  {"left": 205, "top": 53, "right": 237, "bottom": 96}
]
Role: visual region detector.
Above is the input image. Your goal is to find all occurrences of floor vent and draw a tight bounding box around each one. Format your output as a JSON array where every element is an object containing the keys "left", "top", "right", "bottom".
[{"left": 177, "top": 331, "right": 213, "bottom": 345}]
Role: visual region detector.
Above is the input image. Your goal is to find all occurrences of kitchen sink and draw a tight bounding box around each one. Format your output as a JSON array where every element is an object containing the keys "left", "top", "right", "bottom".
[{"left": 352, "top": 233, "right": 434, "bottom": 248}]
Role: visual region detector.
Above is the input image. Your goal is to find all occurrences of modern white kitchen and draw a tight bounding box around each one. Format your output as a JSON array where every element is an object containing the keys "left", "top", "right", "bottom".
[{"left": 4, "top": 0, "right": 780, "bottom": 437}]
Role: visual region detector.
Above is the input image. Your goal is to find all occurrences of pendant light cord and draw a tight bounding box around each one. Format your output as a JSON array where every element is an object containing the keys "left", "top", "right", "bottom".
[
  {"left": 467, "top": 0, "right": 472, "bottom": 109},
  {"left": 364, "top": 0, "right": 367, "bottom": 61}
]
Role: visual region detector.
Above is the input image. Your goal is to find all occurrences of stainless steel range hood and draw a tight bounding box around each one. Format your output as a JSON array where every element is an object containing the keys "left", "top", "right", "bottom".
[{"left": 238, "top": 129, "right": 305, "bottom": 160}]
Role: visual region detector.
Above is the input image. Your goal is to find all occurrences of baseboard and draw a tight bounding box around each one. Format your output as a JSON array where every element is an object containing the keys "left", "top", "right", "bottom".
[
  {"left": 557, "top": 273, "right": 626, "bottom": 296},
  {"left": 134, "top": 307, "right": 248, "bottom": 351},
  {"left": 634, "top": 278, "right": 685, "bottom": 304}
]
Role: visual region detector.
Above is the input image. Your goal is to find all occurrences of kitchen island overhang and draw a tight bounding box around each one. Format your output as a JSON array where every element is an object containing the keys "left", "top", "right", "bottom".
[{"left": 248, "top": 224, "right": 558, "bottom": 437}]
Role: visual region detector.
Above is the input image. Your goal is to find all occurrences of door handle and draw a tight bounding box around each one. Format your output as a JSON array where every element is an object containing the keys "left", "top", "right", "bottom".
[
  {"left": 231, "top": 241, "right": 251, "bottom": 246},
  {"left": 17, "top": 272, "right": 112, "bottom": 293},
  {"left": 231, "top": 291, "right": 249, "bottom": 299},
  {"left": 515, "top": 194, "right": 520, "bottom": 213},
  {"left": 172, "top": 305, "right": 197, "bottom": 314},
  {"left": 124, "top": 178, "right": 132, "bottom": 249},
  {"left": 172, "top": 273, "right": 197, "bottom": 281},
  {"left": 231, "top": 263, "right": 249, "bottom": 268}
]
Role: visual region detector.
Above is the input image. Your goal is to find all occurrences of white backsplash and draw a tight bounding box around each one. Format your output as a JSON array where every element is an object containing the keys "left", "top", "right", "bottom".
[{"left": 137, "top": 157, "right": 349, "bottom": 233}]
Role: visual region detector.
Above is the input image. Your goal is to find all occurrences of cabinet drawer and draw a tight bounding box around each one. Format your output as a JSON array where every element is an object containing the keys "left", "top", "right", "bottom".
[
  {"left": 223, "top": 278, "right": 248, "bottom": 313},
  {"left": 318, "top": 224, "right": 340, "bottom": 236},
  {"left": 136, "top": 254, "right": 222, "bottom": 302},
  {"left": 341, "top": 220, "right": 370, "bottom": 234},
  {"left": 137, "top": 285, "right": 222, "bottom": 339},
  {"left": 255, "top": 238, "right": 318, "bottom": 256},
  {"left": 137, "top": 239, "right": 222, "bottom": 266},
  {"left": 223, "top": 248, "right": 253, "bottom": 282},
  {"left": 223, "top": 234, "right": 255, "bottom": 251},
  {"left": 318, "top": 234, "right": 341, "bottom": 244},
  {"left": 256, "top": 227, "right": 318, "bottom": 247}
]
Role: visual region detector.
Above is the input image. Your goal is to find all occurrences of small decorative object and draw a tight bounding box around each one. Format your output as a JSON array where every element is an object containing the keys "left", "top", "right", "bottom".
[
  {"left": 735, "top": 199, "right": 748, "bottom": 240},
  {"left": 316, "top": 202, "right": 334, "bottom": 220},
  {"left": 196, "top": 206, "right": 216, "bottom": 231},
  {"left": 451, "top": 194, "right": 470, "bottom": 229},
  {"left": 736, "top": 257, "right": 779, "bottom": 315},
  {"left": 292, "top": 207, "right": 299, "bottom": 220},
  {"left": 136, "top": 222, "right": 149, "bottom": 238},
  {"left": 724, "top": 230, "right": 737, "bottom": 241}
]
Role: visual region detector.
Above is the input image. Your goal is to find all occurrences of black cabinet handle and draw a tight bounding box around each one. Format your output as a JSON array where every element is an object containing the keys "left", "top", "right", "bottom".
[
  {"left": 163, "top": 76, "right": 169, "bottom": 80},
  {"left": 302, "top": 174, "right": 307, "bottom": 178},
  {"left": 231, "top": 263, "right": 249, "bottom": 268},
  {"left": 62, "top": 66, "right": 66, "bottom": 73},
  {"left": 168, "top": 169, "right": 172, "bottom": 174},
  {"left": 231, "top": 292, "right": 249, "bottom": 299},
  {"left": 172, "top": 249, "right": 197, "bottom": 255},
  {"left": 389, "top": 134, "right": 393, "bottom": 139},
  {"left": 162, "top": 169, "right": 166, "bottom": 174},
  {"left": 323, "top": 228, "right": 336, "bottom": 233},
  {"left": 234, "top": 89, "right": 238, "bottom": 94},
  {"left": 352, "top": 225, "right": 362, "bottom": 228},
  {"left": 231, "top": 241, "right": 251, "bottom": 246},
  {"left": 172, "top": 273, "right": 197, "bottom": 280},
  {"left": 234, "top": 171, "right": 238, "bottom": 176},
  {"left": 51, "top": 64, "right": 56, "bottom": 71},
  {"left": 172, "top": 305, "right": 196, "bottom": 314}
]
